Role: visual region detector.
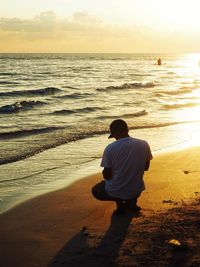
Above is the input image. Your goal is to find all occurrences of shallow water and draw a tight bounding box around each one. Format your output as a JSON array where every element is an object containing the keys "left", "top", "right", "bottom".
[
  {"left": 1, "top": 121, "right": 200, "bottom": 214},
  {"left": 1, "top": 53, "right": 200, "bottom": 213}
]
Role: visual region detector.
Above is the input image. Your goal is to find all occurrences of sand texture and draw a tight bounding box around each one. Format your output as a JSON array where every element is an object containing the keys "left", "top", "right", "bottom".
[{"left": 1, "top": 147, "right": 200, "bottom": 266}]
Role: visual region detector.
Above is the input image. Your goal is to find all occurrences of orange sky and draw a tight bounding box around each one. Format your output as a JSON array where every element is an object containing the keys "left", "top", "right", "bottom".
[{"left": 0, "top": 0, "right": 200, "bottom": 53}]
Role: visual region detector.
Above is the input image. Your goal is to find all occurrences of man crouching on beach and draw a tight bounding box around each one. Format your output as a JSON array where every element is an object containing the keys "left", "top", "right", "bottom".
[{"left": 92, "top": 119, "right": 153, "bottom": 215}]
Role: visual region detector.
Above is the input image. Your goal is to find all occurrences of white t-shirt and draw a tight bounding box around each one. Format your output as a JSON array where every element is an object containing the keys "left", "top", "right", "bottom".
[{"left": 101, "top": 137, "right": 153, "bottom": 199}]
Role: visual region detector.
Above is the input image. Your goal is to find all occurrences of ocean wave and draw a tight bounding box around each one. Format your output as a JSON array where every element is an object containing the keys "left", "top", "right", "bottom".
[
  {"left": 97, "top": 110, "right": 148, "bottom": 120},
  {"left": 0, "top": 81, "right": 20, "bottom": 85},
  {"left": 51, "top": 106, "right": 102, "bottom": 115},
  {"left": 0, "top": 126, "right": 62, "bottom": 139},
  {"left": 62, "top": 85, "right": 79, "bottom": 89},
  {"left": 1, "top": 120, "right": 198, "bottom": 165},
  {"left": 0, "top": 100, "right": 46, "bottom": 114},
  {"left": 1, "top": 119, "right": 200, "bottom": 166},
  {"left": 0, "top": 87, "right": 61, "bottom": 97},
  {"left": 155, "top": 88, "right": 192, "bottom": 97},
  {"left": 179, "top": 86, "right": 197, "bottom": 90},
  {"left": 56, "top": 92, "right": 92, "bottom": 99},
  {"left": 167, "top": 71, "right": 176, "bottom": 74},
  {"left": 162, "top": 102, "right": 200, "bottom": 110},
  {"left": 33, "top": 71, "right": 52, "bottom": 75},
  {"left": 97, "top": 81, "right": 157, "bottom": 92},
  {"left": 0, "top": 72, "right": 19, "bottom": 76}
]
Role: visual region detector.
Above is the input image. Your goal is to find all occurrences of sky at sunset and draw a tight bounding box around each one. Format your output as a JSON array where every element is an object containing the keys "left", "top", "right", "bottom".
[{"left": 0, "top": 0, "right": 200, "bottom": 53}]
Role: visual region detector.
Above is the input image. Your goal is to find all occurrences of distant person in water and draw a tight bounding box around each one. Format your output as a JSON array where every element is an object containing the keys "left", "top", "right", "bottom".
[
  {"left": 157, "top": 58, "right": 162, "bottom": 65},
  {"left": 92, "top": 119, "right": 153, "bottom": 215}
]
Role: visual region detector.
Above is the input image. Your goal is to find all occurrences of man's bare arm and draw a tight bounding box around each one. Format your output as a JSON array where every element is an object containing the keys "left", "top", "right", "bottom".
[{"left": 102, "top": 168, "right": 112, "bottom": 180}]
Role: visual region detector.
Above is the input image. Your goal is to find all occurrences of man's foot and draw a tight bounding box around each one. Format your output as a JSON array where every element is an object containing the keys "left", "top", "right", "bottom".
[
  {"left": 114, "top": 200, "right": 130, "bottom": 215},
  {"left": 113, "top": 208, "right": 127, "bottom": 215},
  {"left": 128, "top": 204, "right": 141, "bottom": 212}
]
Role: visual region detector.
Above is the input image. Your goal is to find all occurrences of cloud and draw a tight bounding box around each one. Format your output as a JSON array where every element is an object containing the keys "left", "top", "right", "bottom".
[
  {"left": 72, "top": 11, "right": 102, "bottom": 25},
  {"left": 0, "top": 10, "right": 142, "bottom": 38},
  {"left": 0, "top": 11, "right": 58, "bottom": 32},
  {"left": 0, "top": 11, "right": 199, "bottom": 53},
  {"left": 0, "top": 11, "right": 104, "bottom": 34}
]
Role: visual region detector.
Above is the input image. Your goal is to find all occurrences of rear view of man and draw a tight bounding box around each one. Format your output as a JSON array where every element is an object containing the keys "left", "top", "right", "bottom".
[{"left": 92, "top": 119, "right": 153, "bottom": 214}]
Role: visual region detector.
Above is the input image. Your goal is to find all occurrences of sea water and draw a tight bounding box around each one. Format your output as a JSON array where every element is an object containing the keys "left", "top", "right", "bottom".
[{"left": 1, "top": 53, "right": 200, "bottom": 213}]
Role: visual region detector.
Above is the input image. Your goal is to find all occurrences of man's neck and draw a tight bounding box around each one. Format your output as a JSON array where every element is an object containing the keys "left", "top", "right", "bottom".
[{"left": 115, "top": 134, "right": 130, "bottom": 140}]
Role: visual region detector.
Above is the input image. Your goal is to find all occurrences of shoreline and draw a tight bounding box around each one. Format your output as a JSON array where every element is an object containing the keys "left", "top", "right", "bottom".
[
  {"left": 2, "top": 120, "right": 200, "bottom": 214},
  {"left": 1, "top": 146, "right": 200, "bottom": 266}
]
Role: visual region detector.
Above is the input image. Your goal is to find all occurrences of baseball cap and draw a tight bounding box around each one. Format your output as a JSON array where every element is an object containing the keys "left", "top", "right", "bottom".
[{"left": 108, "top": 119, "right": 129, "bottom": 138}]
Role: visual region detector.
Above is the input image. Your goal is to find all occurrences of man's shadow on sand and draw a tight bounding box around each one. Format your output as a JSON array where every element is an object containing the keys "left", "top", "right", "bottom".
[{"left": 48, "top": 211, "right": 140, "bottom": 267}]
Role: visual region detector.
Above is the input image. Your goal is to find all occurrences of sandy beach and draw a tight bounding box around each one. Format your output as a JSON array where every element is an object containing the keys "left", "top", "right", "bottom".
[{"left": 1, "top": 146, "right": 200, "bottom": 267}]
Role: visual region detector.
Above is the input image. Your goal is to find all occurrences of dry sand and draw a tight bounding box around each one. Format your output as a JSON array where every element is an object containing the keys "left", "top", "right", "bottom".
[{"left": 1, "top": 146, "right": 200, "bottom": 267}]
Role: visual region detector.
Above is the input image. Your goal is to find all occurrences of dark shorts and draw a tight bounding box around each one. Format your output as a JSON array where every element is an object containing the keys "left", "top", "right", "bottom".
[
  {"left": 91, "top": 180, "right": 139, "bottom": 204},
  {"left": 92, "top": 180, "right": 118, "bottom": 201}
]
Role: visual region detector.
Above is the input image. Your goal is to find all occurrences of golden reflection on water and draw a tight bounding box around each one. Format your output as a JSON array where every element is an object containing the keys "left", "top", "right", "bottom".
[
  {"left": 178, "top": 121, "right": 200, "bottom": 149},
  {"left": 177, "top": 106, "right": 200, "bottom": 121},
  {"left": 182, "top": 53, "right": 200, "bottom": 70},
  {"left": 171, "top": 54, "right": 200, "bottom": 123},
  {"left": 166, "top": 53, "right": 200, "bottom": 150}
]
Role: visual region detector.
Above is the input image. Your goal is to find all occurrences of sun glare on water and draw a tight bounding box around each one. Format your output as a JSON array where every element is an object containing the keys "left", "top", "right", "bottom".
[
  {"left": 171, "top": 54, "right": 200, "bottom": 122},
  {"left": 183, "top": 54, "right": 200, "bottom": 70},
  {"left": 175, "top": 54, "right": 200, "bottom": 79}
]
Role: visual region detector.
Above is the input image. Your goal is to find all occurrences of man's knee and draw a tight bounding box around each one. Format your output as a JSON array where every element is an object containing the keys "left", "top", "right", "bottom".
[
  {"left": 91, "top": 184, "right": 99, "bottom": 199},
  {"left": 91, "top": 181, "right": 106, "bottom": 200}
]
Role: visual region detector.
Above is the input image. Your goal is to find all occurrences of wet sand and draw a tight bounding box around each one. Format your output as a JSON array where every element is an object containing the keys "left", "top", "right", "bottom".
[{"left": 1, "top": 146, "right": 200, "bottom": 267}]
